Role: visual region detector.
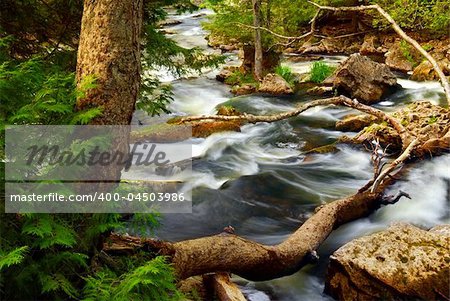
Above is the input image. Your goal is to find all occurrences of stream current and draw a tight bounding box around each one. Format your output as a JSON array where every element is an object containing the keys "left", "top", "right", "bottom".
[{"left": 130, "top": 9, "right": 449, "bottom": 301}]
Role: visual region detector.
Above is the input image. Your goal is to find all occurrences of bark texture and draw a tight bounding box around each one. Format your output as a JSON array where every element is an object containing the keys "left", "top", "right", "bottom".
[
  {"left": 74, "top": 0, "right": 143, "bottom": 190},
  {"left": 76, "top": 0, "right": 143, "bottom": 125},
  {"left": 252, "top": 0, "right": 263, "bottom": 80}
]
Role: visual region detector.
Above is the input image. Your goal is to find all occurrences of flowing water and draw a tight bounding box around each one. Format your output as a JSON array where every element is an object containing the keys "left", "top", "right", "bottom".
[{"left": 131, "top": 9, "right": 449, "bottom": 300}]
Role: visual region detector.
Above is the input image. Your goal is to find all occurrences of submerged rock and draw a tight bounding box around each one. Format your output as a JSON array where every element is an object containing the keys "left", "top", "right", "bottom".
[
  {"left": 325, "top": 223, "right": 450, "bottom": 301},
  {"left": 332, "top": 54, "right": 397, "bottom": 104},
  {"left": 258, "top": 73, "right": 293, "bottom": 95}
]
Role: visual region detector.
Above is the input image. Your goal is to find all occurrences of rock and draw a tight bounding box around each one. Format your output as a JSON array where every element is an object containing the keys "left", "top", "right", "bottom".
[
  {"left": 306, "top": 85, "right": 333, "bottom": 96},
  {"left": 216, "top": 68, "right": 235, "bottom": 83},
  {"left": 258, "top": 73, "right": 293, "bottom": 95},
  {"left": 231, "top": 84, "right": 257, "bottom": 95},
  {"left": 158, "top": 29, "right": 177, "bottom": 35},
  {"left": 158, "top": 19, "right": 182, "bottom": 27},
  {"left": 192, "top": 121, "right": 241, "bottom": 138},
  {"left": 411, "top": 59, "right": 450, "bottom": 81},
  {"left": 360, "top": 34, "right": 381, "bottom": 55},
  {"left": 219, "top": 44, "right": 237, "bottom": 53},
  {"left": 216, "top": 106, "right": 241, "bottom": 116},
  {"left": 335, "top": 114, "right": 381, "bottom": 132},
  {"left": 385, "top": 41, "right": 421, "bottom": 72},
  {"left": 301, "top": 36, "right": 362, "bottom": 55},
  {"left": 349, "top": 101, "right": 450, "bottom": 151},
  {"left": 332, "top": 54, "right": 397, "bottom": 104},
  {"left": 325, "top": 223, "right": 450, "bottom": 301},
  {"left": 191, "top": 13, "right": 206, "bottom": 18}
]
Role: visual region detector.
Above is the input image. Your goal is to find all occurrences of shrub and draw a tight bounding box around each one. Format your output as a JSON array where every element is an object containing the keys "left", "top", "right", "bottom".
[
  {"left": 309, "top": 61, "right": 335, "bottom": 83},
  {"left": 275, "top": 65, "right": 297, "bottom": 86}
]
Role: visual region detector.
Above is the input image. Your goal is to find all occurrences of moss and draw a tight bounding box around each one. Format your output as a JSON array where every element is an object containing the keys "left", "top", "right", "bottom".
[
  {"left": 224, "top": 70, "right": 258, "bottom": 86},
  {"left": 216, "top": 105, "right": 241, "bottom": 116},
  {"left": 427, "top": 116, "right": 438, "bottom": 124},
  {"left": 305, "top": 143, "right": 338, "bottom": 154},
  {"left": 191, "top": 121, "right": 241, "bottom": 137}
]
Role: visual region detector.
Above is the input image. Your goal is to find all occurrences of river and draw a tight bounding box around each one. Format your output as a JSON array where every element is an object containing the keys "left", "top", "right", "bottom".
[{"left": 131, "top": 9, "right": 449, "bottom": 301}]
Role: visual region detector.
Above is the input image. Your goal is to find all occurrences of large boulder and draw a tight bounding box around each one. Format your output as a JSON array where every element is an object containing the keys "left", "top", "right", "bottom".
[
  {"left": 325, "top": 223, "right": 450, "bottom": 301},
  {"left": 333, "top": 54, "right": 397, "bottom": 104},
  {"left": 258, "top": 73, "right": 293, "bottom": 95},
  {"left": 385, "top": 41, "right": 421, "bottom": 72}
]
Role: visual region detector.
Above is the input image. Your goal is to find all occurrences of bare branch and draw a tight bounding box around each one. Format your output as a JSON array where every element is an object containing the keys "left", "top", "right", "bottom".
[
  {"left": 371, "top": 138, "right": 419, "bottom": 192},
  {"left": 307, "top": 1, "right": 450, "bottom": 104},
  {"left": 233, "top": 22, "right": 313, "bottom": 40},
  {"left": 178, "top": 95, "right": 410, "bottom": 146}
]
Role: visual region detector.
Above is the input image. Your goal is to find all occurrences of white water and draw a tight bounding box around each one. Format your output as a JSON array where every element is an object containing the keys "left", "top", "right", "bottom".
[{"left": 131, "top": 9, "right": 449, "bottom": 300}]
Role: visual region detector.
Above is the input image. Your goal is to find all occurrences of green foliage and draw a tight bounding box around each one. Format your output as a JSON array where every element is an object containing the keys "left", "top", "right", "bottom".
[
  {"left": 0, "top": 246, "right": 29, "bottom": 270},
  {"left": 399, "top": 40, "right": 416, "bottom": 65},
  {"left": 309, "top": 61, "right": 335, "bottom": 83},
  {"left": 371, "top": 0, "right": 450, "bottom": 35},
  {"left": 275, "top": 65, "right": 297, "bottom": 86},
  {"left": 136, "top": 11, "right": 225, "bottom": 116},
  {"left": 428, "top": 115, "right": 438, "bottom": 124},
  {"left": 224, "top": 70, "right": 258, "bottom": 86},
  {"left": 83, "top": 257, "right": 183, "bottom": 301},
  {"left": 0, "top": 54, "right": 102, "bottom": 125}
]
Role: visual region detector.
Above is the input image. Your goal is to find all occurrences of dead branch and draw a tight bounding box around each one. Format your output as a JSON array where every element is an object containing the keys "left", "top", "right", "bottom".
[
  {"left": 371, "top": 138, "right": 419, "bottom": 192},
  {"left": 212, "top": 273, "right": 246, "bottom": 301},
  {"left": 307, "top": 1, "right": 450, "bottom": 105},
  {"left": 178, "top": 95, "right": 410, "bottom": 147},
  {"left": 234, "top": 22, "right": 313, "bottom": 41}
]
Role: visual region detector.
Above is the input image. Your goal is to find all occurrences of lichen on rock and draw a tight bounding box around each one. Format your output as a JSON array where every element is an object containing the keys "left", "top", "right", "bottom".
[{"left": 325, "top": 223, "right": 450, "bottom": 301}]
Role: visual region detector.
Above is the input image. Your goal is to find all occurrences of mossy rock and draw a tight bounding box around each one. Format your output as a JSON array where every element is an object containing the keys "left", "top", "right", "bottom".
[
  {"left": 304, "top": 143, "right": 339, "bottom": 154},
  {"left": 191, "top": 120, "right": 241, "bottom": 138}
]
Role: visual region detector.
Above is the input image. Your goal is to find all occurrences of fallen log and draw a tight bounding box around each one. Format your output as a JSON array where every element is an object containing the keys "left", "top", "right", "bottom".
[
  {"left": 104, "top": 175, "right": 404, "bottom": 281},
  {"left": 102, "top": 98, "right": 449, "bottom": 283}
]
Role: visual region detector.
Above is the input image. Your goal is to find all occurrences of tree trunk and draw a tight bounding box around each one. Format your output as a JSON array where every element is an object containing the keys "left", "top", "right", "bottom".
[
  {"left": 252, "top": 0, "right": 263, "bottom": 80},
  {"left": 76, "top": 0, "right": 143, "bottom": 125},
  {"left": 266, "top": 0, "right": 271, "bottom": 29},
  {"left": 74, "top": 0, "right": 143, "bottom": 190}
]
